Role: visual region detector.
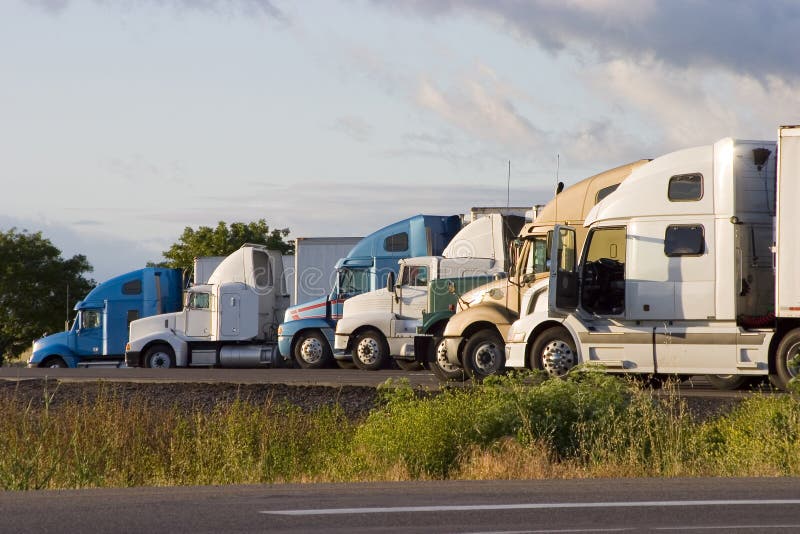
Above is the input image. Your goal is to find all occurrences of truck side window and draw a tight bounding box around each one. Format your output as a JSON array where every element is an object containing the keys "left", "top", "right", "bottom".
[
  {"left": 595, "top": 183, "right": 620, "bottom": 204},
  {"left": 82, "top": 310, "right": 102, "bottom": 329},
  {"left": 409, "top": 266, "right": 428, "bottom": 286},
  {"left": 665, "top": 225, "right": 705, "bottom": 256},
  {"left": 188, "top": 292, "right": 210, "bottom": 309},
  {"left": 668, "top": 173, "right": 703, "bottom": 201},
  {"left": 384, "top": 232, "right": 409, "bottom": 252},
  {"left": 122, "top": 279, "right": 142, "bottom": 295}
]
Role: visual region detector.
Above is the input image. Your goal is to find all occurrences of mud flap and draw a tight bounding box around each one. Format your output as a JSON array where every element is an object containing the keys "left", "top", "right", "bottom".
[{"left": 414, "top": 335, "right": 433, "bottom": 364}]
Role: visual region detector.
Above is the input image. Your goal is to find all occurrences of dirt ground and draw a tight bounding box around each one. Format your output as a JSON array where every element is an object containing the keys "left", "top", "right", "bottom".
[{"left": 0, "top": 378, "right": 746, "bottom": 423}]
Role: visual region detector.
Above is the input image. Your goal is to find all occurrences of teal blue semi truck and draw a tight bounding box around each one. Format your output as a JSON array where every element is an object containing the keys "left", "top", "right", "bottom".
[{"left": 29, "top": 268, "right": 183, "bottom": 368}]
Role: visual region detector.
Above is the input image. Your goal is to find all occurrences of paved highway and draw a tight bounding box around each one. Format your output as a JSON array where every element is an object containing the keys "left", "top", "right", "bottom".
[
  {"left": 3, "top": 478, "right": 800, "bottom": 533},
  {"left": 0, "top": 367, "right": 771, "bottom": 399}
]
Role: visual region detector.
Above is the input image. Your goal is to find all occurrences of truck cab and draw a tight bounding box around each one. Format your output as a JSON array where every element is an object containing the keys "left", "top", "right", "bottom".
[
  {"left": 29, "top": 267, "right": 183, "bottom": 368},
  {"left": 277, "top": 214, "right": 461, "bottom": 369},
  {"left": 438, "top": 160, "right": 648, "bottom": 380},
  {"left": 334, "top": 213, "right": 523, "bottom": 371},
  {"left": 505, "top": 136, "right": 790, "bottom": 386},
  {"left": 126, "top": 245, "right": 290, "bottom": 368}
]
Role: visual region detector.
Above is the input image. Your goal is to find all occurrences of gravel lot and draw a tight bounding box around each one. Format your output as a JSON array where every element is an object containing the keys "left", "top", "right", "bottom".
[{"left": 0, "top": 378, "right": 745, "bottom": 422}]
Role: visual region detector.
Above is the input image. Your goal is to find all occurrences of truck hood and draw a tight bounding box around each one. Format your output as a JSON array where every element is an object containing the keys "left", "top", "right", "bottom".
[
  {"left": 284, "top": 296, "right": 330, "bottom": 322},
  {"left": 129, "top": 312, "right": 180, "bottom": 340},
  {"left": 32, "top": 330, "right": 70, "bottom": 353},
  {"left": 342, "top": 288, "right": 394, "bottom": 317}
]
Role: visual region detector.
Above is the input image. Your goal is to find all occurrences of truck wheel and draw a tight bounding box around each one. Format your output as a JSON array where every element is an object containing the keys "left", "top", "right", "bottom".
[
  {"left": 706, "top": 375, "right": 754, "bottom": 390},
  {"left": 42, "top": 356, "right": 67, "bottom": 368},
  {"left": 462, "top": 330, "right": 505, "bottom": 381},
  {"left": 770, "top": 330, "right": 800, "bottom": 390},
  {"left": 352, "top": 329, "right": 390, "bottom": 371},
  {"left": 430, "top": 337, "right": 467, "bottom": 382},
  {"left": 144, "top": 344, "right": 175, "bottom": 369},
  {"left": 530, "top": 327, "right": 576, "bottom": 377},
  {"left": 396, "top": 359, "right": 423, "bottom": 371},
  {"left": 293, "top": 331, "right": 333, "bottom": 369}
]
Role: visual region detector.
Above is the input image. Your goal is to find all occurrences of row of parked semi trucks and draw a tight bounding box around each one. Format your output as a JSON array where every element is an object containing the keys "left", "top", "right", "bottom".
[{"left": 31, "top": 125, "right": 800, "bottom": 391}]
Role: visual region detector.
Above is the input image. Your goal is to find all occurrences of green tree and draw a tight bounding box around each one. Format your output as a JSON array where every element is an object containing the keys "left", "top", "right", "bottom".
[
  {"left": 158, "top": 219, "right": 293, "bottom": 272},
  {"left": 0, "top": 229, "right": 95, "bottom": 362}
]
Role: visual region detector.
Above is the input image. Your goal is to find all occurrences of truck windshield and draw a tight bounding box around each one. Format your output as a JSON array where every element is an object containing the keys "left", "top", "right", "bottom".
[
  {"left": 519, "top": 234, "right": 550, "bottom": 281},
  {"left": 337, "top": 267, "right": 370, "bottom": 297}
]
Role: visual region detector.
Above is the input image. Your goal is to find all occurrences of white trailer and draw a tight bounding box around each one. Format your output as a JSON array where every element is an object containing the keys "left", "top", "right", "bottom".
[
  {"left": 288, "top": 237, "right": 361, "bottom": 305},
  {"left": 505, "top": 127, "right": 800, "bottom": 390}
]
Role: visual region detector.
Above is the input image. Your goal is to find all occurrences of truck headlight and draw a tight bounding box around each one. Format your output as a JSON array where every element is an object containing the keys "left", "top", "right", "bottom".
[{"left": 277, "top": 325, "right": 283, "bottom": 336}]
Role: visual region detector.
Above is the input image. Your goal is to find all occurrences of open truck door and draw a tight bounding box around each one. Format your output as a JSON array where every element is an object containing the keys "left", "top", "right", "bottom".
[{"left": 549, "top": 225, "right": 578, "bottom": 314}]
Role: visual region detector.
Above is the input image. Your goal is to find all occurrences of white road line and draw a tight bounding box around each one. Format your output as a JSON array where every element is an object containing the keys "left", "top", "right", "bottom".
[
  {"left": 654, "top": 526, "right": 800, "bottom": 531},
  {"left": 260, "top": 499, "right": 800, "bottom": 516}
]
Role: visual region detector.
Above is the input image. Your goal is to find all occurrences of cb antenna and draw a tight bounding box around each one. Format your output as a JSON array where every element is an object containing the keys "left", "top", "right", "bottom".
[{"left": 506, "top": 160, "right": 511, "bottom": 215}]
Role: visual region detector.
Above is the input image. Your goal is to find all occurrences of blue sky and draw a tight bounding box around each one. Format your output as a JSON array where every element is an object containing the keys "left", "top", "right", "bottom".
[{"left": 2, "top": 0, "right": 799, "bottom": 280}]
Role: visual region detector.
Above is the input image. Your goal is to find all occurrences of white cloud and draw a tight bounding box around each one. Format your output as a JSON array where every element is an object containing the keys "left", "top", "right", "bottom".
[
  {"left": 415, "top": 67, "right": 545, "bottom": 151},
  {"left": 586, "top": 58, "right": 800, "bottom": 150}
]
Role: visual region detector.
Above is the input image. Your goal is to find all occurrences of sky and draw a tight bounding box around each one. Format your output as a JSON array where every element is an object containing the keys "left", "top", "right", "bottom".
[{"left": 2, "top": 0, "right": 799, "bottom": 281}]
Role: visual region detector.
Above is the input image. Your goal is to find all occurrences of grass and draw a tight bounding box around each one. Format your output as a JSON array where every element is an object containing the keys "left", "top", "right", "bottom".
[{"left": 1, "top": 371, "right": 799, "bottom": 490}]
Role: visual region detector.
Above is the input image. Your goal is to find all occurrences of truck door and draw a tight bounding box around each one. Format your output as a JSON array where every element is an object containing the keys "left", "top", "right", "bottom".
[
  {"left": 185, "top": 291, "right": 212, "bottom": 337},
  {"left": 548, "top": 225, "right": 578, "bottom": 314},
  {"left": 392, "top": 264, "right": 430, "bottom": 336},
  {"left": 220, "top": 292, "right": 241, "bottom": 337},
  {"left": 398, "top": 265, "right": 429, "bottom": 319},
  {"left": 561, "top": 225, "right": 657, "bottom": 374},
  {"left": 74, "top": 309, "right": 103, "bottom": 357}
]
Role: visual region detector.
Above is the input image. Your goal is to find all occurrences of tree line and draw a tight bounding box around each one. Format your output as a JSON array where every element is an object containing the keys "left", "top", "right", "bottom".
[{"left": 0, "top": 220, "right": 291, "bottom": 364}]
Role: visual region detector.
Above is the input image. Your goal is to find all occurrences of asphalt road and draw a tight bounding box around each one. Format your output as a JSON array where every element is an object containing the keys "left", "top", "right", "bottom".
[
  {"left": 3, "top": 478, "right": 800, "bottom": 533},
  {"left": 0, "top": 367, "right": 771, "bottom": 399}
]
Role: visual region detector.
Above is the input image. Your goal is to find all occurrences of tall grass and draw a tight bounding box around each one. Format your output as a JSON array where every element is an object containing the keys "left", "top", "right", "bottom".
[
  {"left": 0, "top": 385, "right": 352, "bottom": 490},
  {"left": 2, "top": 372, "right": 799, "bottom": 490}
]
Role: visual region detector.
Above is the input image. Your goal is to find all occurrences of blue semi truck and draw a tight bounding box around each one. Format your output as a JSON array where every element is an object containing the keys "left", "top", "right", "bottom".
[
  {"left": 29, "top": 267, "right": 184, "bottom": 368},
  {"left": 277, "top": 214, "right": 461, "bottom": 369}
]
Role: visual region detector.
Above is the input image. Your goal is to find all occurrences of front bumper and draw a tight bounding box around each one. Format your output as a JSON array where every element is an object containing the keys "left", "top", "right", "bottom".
[
  {"left": 333, "top": 334, "right": 352, "bottom": 360},
  {"left": 442, "top": 336, "right": 462, "bottom": 366},
  {"left": 124, "top": 351, "right": 141, "bottom": 367},
  {"left": 505, "top": 341, "right": 526, "bottom": 369}
]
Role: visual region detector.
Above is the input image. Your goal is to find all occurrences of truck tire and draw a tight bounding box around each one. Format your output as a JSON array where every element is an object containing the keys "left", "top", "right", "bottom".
[
  {"left": 293, "top": 331, "right": 333, "bottom": 369},
  {"left": 770, "top": 329, "right": 800, "bottom": 390},
  {"left": 462, "top": 330, "right": 505, "bottom": 381},
  {"left": 430, "top": 336, "right": 467, "bottom": 382},
  {"left": 706, "top": 374, "right": 754, "bottom": 390},
  {"left": 530, "top": 327, "right": 577, "bottom": 377},
  {"left": 42, "top": 356, "right": 67, "bottom": 368},
  {"left": 352, "top": 329, "right": 390, "bottom": 371},
  {"left": 144, "top": 344, "right": 175, "bottom": 369}
]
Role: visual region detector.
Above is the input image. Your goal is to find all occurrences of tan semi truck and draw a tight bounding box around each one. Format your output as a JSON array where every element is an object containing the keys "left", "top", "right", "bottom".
[{"left": 433, "top": 160, "right": 650, "bottom": 380}]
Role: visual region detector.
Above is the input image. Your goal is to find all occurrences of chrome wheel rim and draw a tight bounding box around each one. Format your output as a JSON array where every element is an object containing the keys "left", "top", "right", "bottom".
[
  {"left": 149, "top": 351, "right": 171, "bottom": 368},
  {"left": 299, "top": 337, "right": 324, "bottom": 364},
  {"left": 356, "top": 337, "right": 380, "bottom": 366},
  {"left": 472, "top": 341, "right": 501, "bottom": 373},
  {"left": 435, "top": 340, "right": 459, "bottom": 373},
  {"left": 541, "top": 339, "right": 576, "bottom": 376}
]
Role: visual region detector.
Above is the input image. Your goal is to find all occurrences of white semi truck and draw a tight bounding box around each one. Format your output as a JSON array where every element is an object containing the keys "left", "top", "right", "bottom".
[
  {"left": 505, "top": 126, "right": 800, "bottom": 390},
  {"left": 126, "top": 244, "right": 290, "bottom": 368},
  {"left": 333, "top": 213, "right": 524, "bottom": 371}
]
